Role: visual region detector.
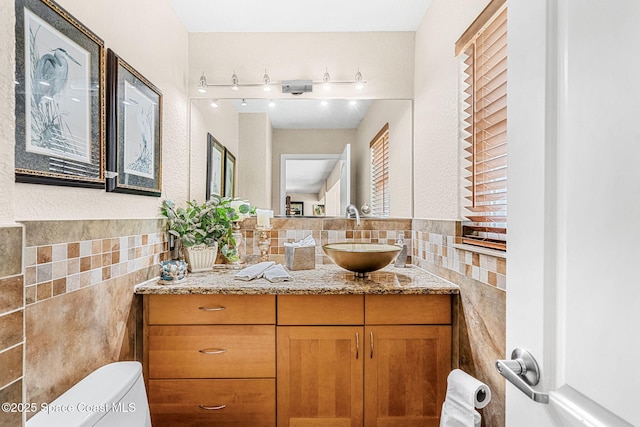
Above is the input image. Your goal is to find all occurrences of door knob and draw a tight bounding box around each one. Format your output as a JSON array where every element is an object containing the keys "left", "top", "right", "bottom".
[{"left": 496, "top": 348, "right": 549, "bottom": 404}]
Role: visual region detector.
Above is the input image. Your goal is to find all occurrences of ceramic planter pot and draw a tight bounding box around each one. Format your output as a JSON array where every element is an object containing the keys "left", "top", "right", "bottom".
[{"left": 183, "top": 243, "right": 218, "bottom": 272}]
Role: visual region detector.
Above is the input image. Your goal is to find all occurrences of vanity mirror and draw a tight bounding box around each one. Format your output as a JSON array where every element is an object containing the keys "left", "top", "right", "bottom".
[{"left": 189, "top": 98, "right": 413, "bottom": 218}]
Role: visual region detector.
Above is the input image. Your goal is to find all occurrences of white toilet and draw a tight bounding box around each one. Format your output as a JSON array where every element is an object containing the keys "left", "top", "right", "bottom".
[{"left": 27, "top": 361, "right": 151, "bottom": 427}]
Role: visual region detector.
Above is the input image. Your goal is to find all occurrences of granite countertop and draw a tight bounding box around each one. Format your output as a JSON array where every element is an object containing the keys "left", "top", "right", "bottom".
[{"left": 134, "top": 263, "right": 459, "bottom": 295}]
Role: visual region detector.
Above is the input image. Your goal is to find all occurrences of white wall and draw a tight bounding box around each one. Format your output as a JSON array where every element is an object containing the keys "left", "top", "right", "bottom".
[
  {"left": 189, "top": 99, "right": 239, "bottom": 201},
  {"left": 355, "top": 100, "right": 412, "bottom": 218},
  {"left": 188, "top": 32, "right": 415, "bottom": 100},
  {"left": 413, "top": 0, "right": 490, "bottom": 220},
  {"left": 0, "top": 1, "right": 16, "bottom": 224},
  {"left": 238, "top": 113, "right": 272, "bottom": 209},
  {"left": 3, "top": 0, "right": 190, "bottom": 220},
  {"left": 271, "top": 129, "right": 356, "bottom": 215}
]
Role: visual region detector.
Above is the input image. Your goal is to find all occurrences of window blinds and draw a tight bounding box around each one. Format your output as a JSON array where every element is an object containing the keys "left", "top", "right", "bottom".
[
  {"left": 370, "top": 124, "right": 389, "bottom": 218},
  {"left": 459, "top": 4, "right": 507, "bottom": 251}
]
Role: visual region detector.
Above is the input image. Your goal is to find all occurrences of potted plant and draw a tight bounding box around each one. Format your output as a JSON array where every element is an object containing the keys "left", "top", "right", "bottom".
[{"left": 160, "top": 196, "right": 253, "bottom": 272}]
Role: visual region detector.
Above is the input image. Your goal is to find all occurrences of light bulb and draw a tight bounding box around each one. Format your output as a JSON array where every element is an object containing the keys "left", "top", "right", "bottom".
[
  {"left": 198, "top": 72, "right": 207, "bottom": 93},
  {"left": 263, "top": 69, "right": 271, "bottom": 92},
  {"left": 268, "top": 99, "right": 276, "bottom": 107},
  {"left": 231, "top": 72, "right": 239, "bottom": 91},
  {"left": 322, "top": 68, "right": 331, "bottom": 91},
  {"left": 240, "top": 99, "right": 247, "bottom": 106},
  {"left": 210, "top": 99, "right": 219, "bottom": 108},
  {"left": 355, "top": 69, "right": 364, "bottom": 90}
]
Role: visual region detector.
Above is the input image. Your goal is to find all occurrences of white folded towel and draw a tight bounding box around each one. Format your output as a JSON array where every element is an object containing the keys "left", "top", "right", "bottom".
[
  {"left": 234, "top": 261, "right": 275, "bottom": 281},
  {"left": 264, "top": 264, "right": 292, "bottom": 283}
]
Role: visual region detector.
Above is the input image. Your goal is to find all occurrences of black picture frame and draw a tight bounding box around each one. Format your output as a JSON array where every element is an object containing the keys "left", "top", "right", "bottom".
[
  {"left": 223, "top": 149, "right": 236, "bottom": 198},
  {"left": 14, "top": 0, "right": 105, "bottom": 187},
  {"left": 290, "top": 201, "right": 304, "bottom": 216},
  {"left": 106, "top": 49, "right": 162, "bottom": 196},
  {"left": 206, "top": 134, "right": 224, "bottom": 200}
]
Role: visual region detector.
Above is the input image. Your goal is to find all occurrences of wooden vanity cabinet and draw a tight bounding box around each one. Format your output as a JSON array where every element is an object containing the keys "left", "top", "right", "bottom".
[
  {"left": 276, "top": 294, "right": 452, "bottom": 427},
  {"left": 144, "top": 294, "right": 276, "bottom": 427}
]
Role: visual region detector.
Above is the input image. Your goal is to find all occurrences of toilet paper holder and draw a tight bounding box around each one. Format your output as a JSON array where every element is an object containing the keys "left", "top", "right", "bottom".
[{"left": 496, "top": 348, "right": 549, "bottom": 404}]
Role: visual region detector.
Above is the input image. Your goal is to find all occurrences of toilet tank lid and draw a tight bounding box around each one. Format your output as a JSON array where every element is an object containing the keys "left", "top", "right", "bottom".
[{"left": 27, "top": 361, "right": 143, "bottom": 427}]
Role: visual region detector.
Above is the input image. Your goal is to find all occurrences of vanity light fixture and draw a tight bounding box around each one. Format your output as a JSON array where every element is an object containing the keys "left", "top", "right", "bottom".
[
  {"left": 196, "top": 68, "right": 365, "bottom": 93},
  {"left": 240, "top": 98, "right": 247, "bottom": 106},
  {"left": 231, "top": 72, "right": 240, "bottom": 91},
  {"left": 198, "top": 72, "right": 208, "bottom": 93},
  {"left": 268, "top": 99, "right": 276, "bottom": 107},
  {"left": 322, "top": 68, "right": 331, "bottom": 91},
  {"left": 355, "top": 68, "right": 365, "bottom": 90},
  {"left": 210, "top": 99, "right": 219, "bottom": 108},
  {"left": 320, "top": 100, "right": 329, "bottom": 106},
  {"left": 263, "top": 69, "right": 271, "bottom": 92},
  {"left": 349, "top": 100, "right": 358, "bottom": 106}
]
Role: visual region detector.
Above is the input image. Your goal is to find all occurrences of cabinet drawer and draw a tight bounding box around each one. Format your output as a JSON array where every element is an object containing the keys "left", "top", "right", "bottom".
[
  {"left": 148, "top": 325, "right": 275, "bottom": 378},
  {"left": 147, "top": 294, "right": 275, "bottom": 325},
  {"left": 278, "top": 295, "right": 364, "bottom": 325},
  {"left": 149, "top": 379, "right": 275, "bottom": 427},
  {"left": 365, "top": 294, "right": 451, "bottom": 324}
]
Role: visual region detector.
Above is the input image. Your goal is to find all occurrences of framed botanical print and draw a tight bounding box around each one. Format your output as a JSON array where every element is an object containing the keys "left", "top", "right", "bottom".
[
  {"left": 14, "top": 0, "right": 105, "bottom": 187},
  {"left": 224, "top": 149, "right": 236, "bottom": 198},
  {"left": 206, "top": 134, "right": 224, "bottom": 200},
  {"left": 106, "top": 49, "right": 162, "bottom": 196}
]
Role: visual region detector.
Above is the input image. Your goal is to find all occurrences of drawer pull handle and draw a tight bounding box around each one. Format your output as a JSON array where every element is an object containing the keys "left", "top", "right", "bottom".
[
  {"left": 370, "top": 331, "right": 374, "bottom": 359},
  {"left": 198, "top": 306, "right": 226, "bottom": 311},
  {"left": 355, "top": 332, "right": 359, "bottom": 359},
  {"left": 199, "top": 404, "right": 226, "bottom": 410},
  {"left": 199, "top": 348, "right": 227, "bottom": 355}
]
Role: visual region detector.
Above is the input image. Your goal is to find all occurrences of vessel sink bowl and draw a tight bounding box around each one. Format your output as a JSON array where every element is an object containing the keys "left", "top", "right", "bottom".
[{"left": 322, "top": 243, "right": 401, "bottom": 277}]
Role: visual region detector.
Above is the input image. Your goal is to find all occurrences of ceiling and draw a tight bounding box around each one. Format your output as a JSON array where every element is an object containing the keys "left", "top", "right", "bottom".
[
  {"left": 168, "top": 0, "right": 432, "bottom": 33},
  {"left": 285, "top": 159, "right": 339, "bottom": 194},
  {"left": 229, "top": 98, "right": 373, "bottom": 129}
]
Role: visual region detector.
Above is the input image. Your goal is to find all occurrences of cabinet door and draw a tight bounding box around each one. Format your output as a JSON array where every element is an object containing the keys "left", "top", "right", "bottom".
[
  {"left": 277, "top": 326, "right": 363, "bottom": 427},
  {"left": 364, "top": 326, "right": 451, "bottom": 427}
]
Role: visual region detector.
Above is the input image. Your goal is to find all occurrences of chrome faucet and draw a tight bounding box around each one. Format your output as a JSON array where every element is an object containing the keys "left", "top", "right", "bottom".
[{"left": 345, "top": 204, "right": 361, "bottom": 226}]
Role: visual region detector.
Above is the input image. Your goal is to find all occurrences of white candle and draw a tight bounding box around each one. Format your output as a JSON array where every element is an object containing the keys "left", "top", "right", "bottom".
[{"left": 257, "top": 209, "right": 270, "bottom": 227}]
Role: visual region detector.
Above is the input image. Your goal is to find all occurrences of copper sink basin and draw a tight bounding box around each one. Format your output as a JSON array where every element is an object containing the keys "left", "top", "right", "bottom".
[{"left": 322, "top": 243, "right": 401, "bottom": 277}]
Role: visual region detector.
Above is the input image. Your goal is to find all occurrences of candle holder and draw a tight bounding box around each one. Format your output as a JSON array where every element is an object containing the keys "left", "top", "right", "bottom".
[
  {"left": 256, "top": 226, "right": 272, "bottom": 262},
  {"left": 226, "top": 220, "right": 246, "bottom": 269}
]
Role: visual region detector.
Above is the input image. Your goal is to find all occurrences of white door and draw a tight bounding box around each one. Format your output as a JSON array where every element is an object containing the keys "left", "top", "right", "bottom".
[{"left": 507, "top": 1, "right": 639, "bottom": 426}]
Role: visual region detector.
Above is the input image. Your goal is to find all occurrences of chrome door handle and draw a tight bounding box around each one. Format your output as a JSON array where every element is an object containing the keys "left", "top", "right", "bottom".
[{"left": 496, "top": 348, "right": 549, "bottom": 404}]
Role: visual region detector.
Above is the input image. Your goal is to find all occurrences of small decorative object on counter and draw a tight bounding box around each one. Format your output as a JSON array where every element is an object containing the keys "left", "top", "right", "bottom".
[
  {"left": 158, "top": 260, "right": 188, "bottom": 284},
  {"left": 394, "top": 232, "right": 408, "bottom": 268},
  {"left": 285, "top": 235, "right": 316, "bottom": 271},
  {"left": 255, "top": 208, "right": 274, "bottom": 262}
]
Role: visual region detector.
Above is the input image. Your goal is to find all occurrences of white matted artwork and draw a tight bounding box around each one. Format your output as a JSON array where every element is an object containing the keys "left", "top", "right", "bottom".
[
  {"left": 123, "top": 81, "right": 155, "bottom": 179},
  {"left": 24, "top": 8, "right": 91, "bottom": 163}
]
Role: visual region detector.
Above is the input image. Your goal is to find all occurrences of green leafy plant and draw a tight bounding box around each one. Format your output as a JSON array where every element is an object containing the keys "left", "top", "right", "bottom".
[{"left": 161, "top": 196, "right": 254, "bottom": 259}]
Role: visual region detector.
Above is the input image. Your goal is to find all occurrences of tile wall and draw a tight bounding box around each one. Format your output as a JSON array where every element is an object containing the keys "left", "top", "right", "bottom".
[
  {"left": 0, "top": 226, "right": 24, "bottom": 427},
  {"left": 412, "top": 219, "right": 506, "bottom": 427},
  {"left": 20, "top": 219, "right": 166, "bottom": 420},
  {"left": 239, "top": 217, "right": 413, "bottom": 265}
]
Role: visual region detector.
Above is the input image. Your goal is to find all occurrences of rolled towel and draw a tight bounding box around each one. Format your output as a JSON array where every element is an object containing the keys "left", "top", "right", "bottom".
[
  {"left": 264, "top": 264, "right": 292, "bottom": 283},
  {"left": 234, "top": 261, "right": 275, "bottom": 281}
]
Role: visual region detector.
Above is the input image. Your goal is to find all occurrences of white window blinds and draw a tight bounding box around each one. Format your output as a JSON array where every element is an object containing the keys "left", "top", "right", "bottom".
[
  {"left": 370, "top": 124, "right": 389, "bottom": 217},
  {"left": 458, "top": 2, "right": 507, "bottom": 251}
]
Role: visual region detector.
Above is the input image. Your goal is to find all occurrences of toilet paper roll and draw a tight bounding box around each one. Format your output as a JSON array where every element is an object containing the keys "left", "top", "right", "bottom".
[{"left": 440, "top": 369, "right": 491, "bottom": 427}]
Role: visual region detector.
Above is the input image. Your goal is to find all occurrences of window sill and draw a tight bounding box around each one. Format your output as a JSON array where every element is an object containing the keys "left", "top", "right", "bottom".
[{"left": 452, "top": 243, "right": 506, "bottom": 259}]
